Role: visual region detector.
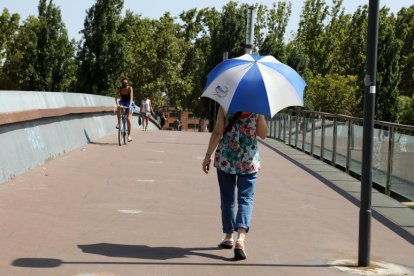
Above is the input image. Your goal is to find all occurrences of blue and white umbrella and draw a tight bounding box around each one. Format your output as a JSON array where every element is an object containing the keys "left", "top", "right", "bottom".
[{"left": 201, "top": 54, "right": 306, "bottom": 117}]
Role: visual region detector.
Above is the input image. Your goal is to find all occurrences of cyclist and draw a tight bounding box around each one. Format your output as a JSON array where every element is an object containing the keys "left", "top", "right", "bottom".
[{"left": 115, "top": 78, "right": 135, "bottom": 142}]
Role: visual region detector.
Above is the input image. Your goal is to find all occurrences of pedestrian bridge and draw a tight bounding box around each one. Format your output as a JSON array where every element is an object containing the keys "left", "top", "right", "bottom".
[{"left": 0, "top": 91, "right": 413, "bottom": 275}]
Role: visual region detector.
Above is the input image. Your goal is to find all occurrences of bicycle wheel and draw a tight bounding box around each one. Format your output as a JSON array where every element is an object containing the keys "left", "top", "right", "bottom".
[{"left": 122, "top": 114, "right": 127, "bottom": 145}]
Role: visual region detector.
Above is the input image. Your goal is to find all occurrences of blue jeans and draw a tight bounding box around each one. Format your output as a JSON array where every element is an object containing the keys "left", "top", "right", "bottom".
[{"left": 216, "top": 170, "right": 257, "bottom": 234}]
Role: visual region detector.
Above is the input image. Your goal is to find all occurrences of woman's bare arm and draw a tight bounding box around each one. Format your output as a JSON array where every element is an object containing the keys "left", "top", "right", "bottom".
[
  {"left": 256, "top": 115, "right": 268, "bottom": 140},
  {"left": 202, "top": 106, "right": 226, "bottom": 174},
  {"left": 129, "top": 87, "right": 133, "bottom": 109}
]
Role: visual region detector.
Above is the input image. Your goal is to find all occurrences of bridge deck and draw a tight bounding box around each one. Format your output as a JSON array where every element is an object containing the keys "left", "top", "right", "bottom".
[{"left": 1, "top": 130, "right": 413, "bottom": 275}]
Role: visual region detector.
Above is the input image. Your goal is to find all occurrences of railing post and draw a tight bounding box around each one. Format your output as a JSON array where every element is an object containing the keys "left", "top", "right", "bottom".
[
  {"left": 283, "top": 113, "right": 287, "bottom": 144},
  {"left": 385, "top": 127, "right": 394, "bottom": 196},
  {"left": 302, "top": 112, "right": 306, "bottom": 151},
  {"left": 274, "top": 115, "right": 277, "bottom": 139},
  {"left": 295, "top": 111, "right": 299, "bottom": 148},
  {"left": 311, "top": 113, "right": 315, "bottom": 156},
  {"left": 321, "top": 115, "right": 325, "bottom": 160},
  {"left": 269, "top": 117, "right": 273, "bottom": 138},
  {"left": 288, "top": 111, "right": 293, "bottom": 146},
  {"left": 278, "top": 114, "right": 282, "bottom": 140},
  {"left": 346, "top": 120, "right": 352, "bottom": 173},
  {"left": 332, "top": 117, "right": 338, "bottom": 166}
]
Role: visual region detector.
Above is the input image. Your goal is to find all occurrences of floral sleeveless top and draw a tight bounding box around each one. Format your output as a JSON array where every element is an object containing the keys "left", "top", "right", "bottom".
[{"left": 214, "top": 112, "right": 260, "bottom": 175}]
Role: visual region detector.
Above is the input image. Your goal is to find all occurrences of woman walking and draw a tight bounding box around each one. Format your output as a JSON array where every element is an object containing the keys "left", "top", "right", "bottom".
[{"left": 202, "top": 106, "right": 268, "bottom": 260}]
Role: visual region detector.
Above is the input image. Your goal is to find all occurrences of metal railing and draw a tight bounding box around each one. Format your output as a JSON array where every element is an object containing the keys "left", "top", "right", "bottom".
[{"left": 267, "top": 109, "right": 414, "bottom": 201}]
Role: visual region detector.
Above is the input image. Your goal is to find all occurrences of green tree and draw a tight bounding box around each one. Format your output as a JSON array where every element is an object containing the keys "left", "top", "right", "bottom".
[
  {"left": 153, "top": 13, "right": 192, "bottom": 111},
  {"left": 285, "top": 40, "right": 310, "bottom": 78},
  {"left": 117, "top": 12, "right": 155, "bottom": 100},
  {"left": 0, "top": 9, "right": 20, "bottom": 65},
  {"left": 297, "top": 0, "right": 329, "bottom": 74},
  {"left": 208, "top": 1, "right": 248, "bottom": 70},
  {"left": 35, "top": 0, "right": 76, "bottom": 91},
  {"left": 259, "top": 1, "right": 292, "bottom": 63},
  {"left": 1, "top": 1, "right": 75, "bottom": 92},
  {"left": 219, "top": 2, "right": 248, "bottom": 57},
  {"left": 0, "top": 8, "right": 20, "bottom": 89},
  {"left": 339, "top": 4, "right": 368, "bottom": 111},
  {"left": 396, "top": 5, "right": 414, "bottom": 98},
  {"left": 253, "top": 4, "right": 267, "bottom": 54},
  {"left": 1, "top": 16, "right": 38, "bottom": 90},
  {"left": 305, "top": 73, "right": 360, "bottom": 115},
  {"left": 397, "top": 95, "right": 414, "bottom": 125},
  {"left": 375, "top": 7, "right": 401, "bottom": 122},
  {"left": 179, "top": 8, "right": 212, "bottom": 114},
  {"left": 76, "top": 0, "right": 125, "bottom": 95},
  {"left": 318, "top": 0, "right": 351, "bottom": 75}
]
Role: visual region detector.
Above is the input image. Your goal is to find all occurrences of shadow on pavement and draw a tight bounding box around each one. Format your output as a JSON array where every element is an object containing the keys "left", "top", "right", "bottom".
[
  {"left": 12, "top": 243, "right": 336, "bottom": 268},
  {"left": 84, "top": 129, "right": 118, "bottom": 146},
  {"left": 78, "top": 243, "right": 227, "bottom": 261}
]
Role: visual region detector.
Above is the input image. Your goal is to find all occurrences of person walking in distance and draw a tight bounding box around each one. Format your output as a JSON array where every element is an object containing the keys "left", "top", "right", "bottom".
[
  {"left": 160, "top": 111, "right": 166, "bottom": 130},
  {"left": 141, "top": 95, "right": 153, "bottom": 131},
  {"left": 202, "top": 106, "right": 268, "bottom": 260}
]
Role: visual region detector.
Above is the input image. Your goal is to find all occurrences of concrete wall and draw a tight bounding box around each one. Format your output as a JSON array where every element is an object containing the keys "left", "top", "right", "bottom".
[
  {"left": 0, "top": 91, "right": 115, "bottom": 112},
  {"left": 0, "top": 91, "right": 157, "bottom": 184}
]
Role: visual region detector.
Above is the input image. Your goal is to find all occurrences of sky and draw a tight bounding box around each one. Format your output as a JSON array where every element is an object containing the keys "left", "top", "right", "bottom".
[{"left": 0, "top": 0, "right": 412, "bottom": 41}]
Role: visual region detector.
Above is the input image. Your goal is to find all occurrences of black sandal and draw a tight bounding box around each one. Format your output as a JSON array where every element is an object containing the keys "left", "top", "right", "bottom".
[
  {"left": 218, "top": 238, "right": 234, "bottom": 249},
  {"left": 234, "top": 239, "right": 246, "bottom": 260}
]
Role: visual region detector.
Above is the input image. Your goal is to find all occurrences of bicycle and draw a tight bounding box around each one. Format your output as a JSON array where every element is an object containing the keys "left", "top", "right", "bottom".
[{"left": 118, "top": 105, "right": 130, "bottom": 146}]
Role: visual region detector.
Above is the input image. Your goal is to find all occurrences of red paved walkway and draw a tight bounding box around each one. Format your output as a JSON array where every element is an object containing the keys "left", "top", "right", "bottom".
[{"left": 0, "top": 130, "right": 413, "bottom": 275}]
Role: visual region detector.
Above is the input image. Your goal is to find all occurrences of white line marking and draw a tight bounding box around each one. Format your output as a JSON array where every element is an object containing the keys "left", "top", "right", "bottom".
[
  {"left": 118, "top": 210, "right": 143, "bottom": 214},
  {"left": 77, "top": 273, "right": 117, "bottom": 276},
  {"left": 148, "top": 161, "right": 163, "bottom": 164},
  {"left": 136, "top": 179, "right": 155, "bottom": 183}
]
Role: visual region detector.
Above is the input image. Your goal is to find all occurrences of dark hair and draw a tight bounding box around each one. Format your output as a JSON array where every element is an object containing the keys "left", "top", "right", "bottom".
[
  {"left": 224, "top": 112, "right": 242, "bottom": 133},
  {"left": 121, "top": 78, "right": 128, "bottom": 83}
]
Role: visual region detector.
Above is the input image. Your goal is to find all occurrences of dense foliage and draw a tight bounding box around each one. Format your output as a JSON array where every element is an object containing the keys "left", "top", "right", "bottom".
[{"left": 0, "top": 0, "right": 412, "bottom": 125}]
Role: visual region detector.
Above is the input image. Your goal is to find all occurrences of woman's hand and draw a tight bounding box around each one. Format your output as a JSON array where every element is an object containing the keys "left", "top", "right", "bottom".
[{"left": 202, "top": 154, "right": 211, "bottom": 174}]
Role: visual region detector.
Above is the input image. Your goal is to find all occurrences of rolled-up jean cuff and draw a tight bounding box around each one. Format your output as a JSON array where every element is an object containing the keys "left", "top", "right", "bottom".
[{"left": 236, "top": 226, "right": 249, "bottom": 233}]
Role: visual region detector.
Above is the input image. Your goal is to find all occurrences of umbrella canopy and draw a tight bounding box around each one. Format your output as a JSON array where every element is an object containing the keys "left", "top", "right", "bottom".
[{"left": 201, "top": 54, "right": 306, "bottom": 118}]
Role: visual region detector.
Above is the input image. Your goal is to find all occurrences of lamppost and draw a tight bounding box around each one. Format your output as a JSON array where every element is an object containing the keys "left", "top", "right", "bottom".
[
  {"left": 358, "top": 0, "right": 380, "bottom": 267},
  {"left": 245, "top": 6, "right": 256, "bottom": 54},
  {"left": 214, "top": 52, "right": 229, "bottom": 126}
]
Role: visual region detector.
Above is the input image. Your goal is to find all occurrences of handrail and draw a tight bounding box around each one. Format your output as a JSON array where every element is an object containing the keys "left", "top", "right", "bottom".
[
  {"left": 292, "top": 109, "right": 414, "bottom": 131},
  {"left": 268, "top": 109, "right": 414, "bottom": 201}
]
